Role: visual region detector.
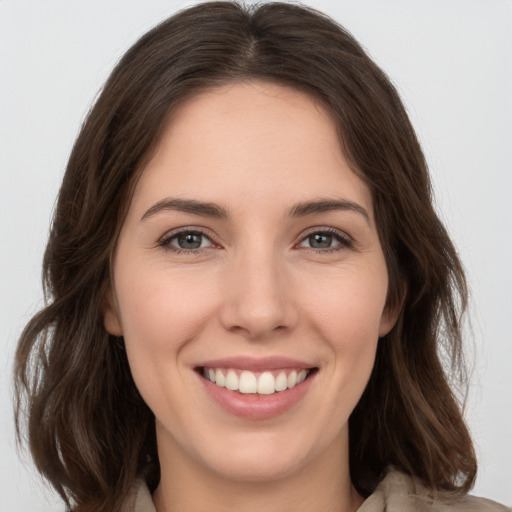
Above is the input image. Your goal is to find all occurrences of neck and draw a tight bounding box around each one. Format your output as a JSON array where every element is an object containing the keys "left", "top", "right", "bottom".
[{"left": 152, "top": 430, "right": 364, "bottom": 512}]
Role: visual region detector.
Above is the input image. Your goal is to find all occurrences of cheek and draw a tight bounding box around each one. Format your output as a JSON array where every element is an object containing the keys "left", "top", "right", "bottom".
[
  {"left": 115, "top": 255, "right": 217, "bottom": 344},
  {"left": 302, "top": 263, "right": 389, "bottom": 343},
  {"left": 112, "top": 258, "right": 219, "bottom": 396},
  {"left": 300, "top": 263, "right": 387, "bottom": 397}
]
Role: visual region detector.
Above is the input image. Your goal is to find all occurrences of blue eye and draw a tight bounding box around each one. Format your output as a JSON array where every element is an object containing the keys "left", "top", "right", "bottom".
[{"left": 161, "top": 230, "right": 213, "bottom": 251}]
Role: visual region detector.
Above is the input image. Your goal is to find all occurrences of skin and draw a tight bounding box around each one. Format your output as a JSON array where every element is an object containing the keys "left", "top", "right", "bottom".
[{"left": 104, "top": 81, "right": 398, "bottom": 512}]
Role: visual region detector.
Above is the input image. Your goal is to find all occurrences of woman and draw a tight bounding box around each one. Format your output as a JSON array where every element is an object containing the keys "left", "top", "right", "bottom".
[{"left": 13, "top": 2, "right": 510, "bottom": 511}]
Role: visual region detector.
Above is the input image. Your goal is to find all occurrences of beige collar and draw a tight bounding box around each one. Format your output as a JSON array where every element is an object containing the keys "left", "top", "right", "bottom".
[{"left": 127, "top": 469, "right": 509, "bottom": 512}]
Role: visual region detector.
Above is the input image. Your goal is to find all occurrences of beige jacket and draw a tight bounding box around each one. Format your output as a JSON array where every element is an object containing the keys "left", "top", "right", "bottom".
[{"left": 126, "top": 470, "right": 510, "bottom": 511}]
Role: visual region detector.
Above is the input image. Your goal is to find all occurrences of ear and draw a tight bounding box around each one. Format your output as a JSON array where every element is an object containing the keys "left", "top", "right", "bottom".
[
  {"left": 102, "top": 288, "right": 123, "bottom": 336},
  {"left": 378, "top": 285, "right": 406, "bottom": 337},
  {"left": 378, "top": 306, "right": 400, "bottom": 337}
]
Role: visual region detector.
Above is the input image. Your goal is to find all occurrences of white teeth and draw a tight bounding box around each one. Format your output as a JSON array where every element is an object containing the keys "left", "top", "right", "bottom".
[
  {"left": 275, "top": 371, "right": 288, "bottom": 391},
  {"left": 239, "top": 371, "right": 257, "bottom": 394},
  {"left": 225, "top": 370, "right": 239, "bottom": 391},
  {"left": 215, "top": 368, "right": 225, "bottom": 387},
  {"left": 257, "top": 371, "right": 275, "bottom": 395},
  {"left": 287, "top": 370, "right": 297, "bottom": 388},
  {"left": 203, "top": 367, "right": 311, "bottom": 395}
]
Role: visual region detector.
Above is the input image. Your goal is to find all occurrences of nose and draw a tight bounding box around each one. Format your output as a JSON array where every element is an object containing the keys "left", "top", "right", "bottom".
[{"left": 218, "top": 245, "right": 299, "bottom": 340}]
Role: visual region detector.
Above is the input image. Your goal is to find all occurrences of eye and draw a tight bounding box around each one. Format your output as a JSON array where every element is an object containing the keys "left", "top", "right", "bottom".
[
  {"left": 160, "top": 230, "right": 214, "bottom": 252},
  {"left": 297, "top": 229, "right": 352, "bottom": 251}
]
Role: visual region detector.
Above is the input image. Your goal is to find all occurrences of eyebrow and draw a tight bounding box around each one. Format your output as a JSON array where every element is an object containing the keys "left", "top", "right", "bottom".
[
  {"left": 140, "top": 197, "right": 370, "bottom": 224},
  {"left": 141, "top": 198, "right": 229, "bottom": 221},
  {"left": 289, "top": 199, "right": 370, "bottom": 224}
]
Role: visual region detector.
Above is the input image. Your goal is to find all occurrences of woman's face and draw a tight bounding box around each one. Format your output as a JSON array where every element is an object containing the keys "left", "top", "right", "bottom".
[{"left": 105, "top": 81, "right": 397, "bottom": 482}]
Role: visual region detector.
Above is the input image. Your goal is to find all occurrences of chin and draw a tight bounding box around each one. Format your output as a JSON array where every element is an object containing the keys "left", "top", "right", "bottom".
[
  {"left": 194, "top": 430, "right": 317, "bottom": 483},
  {"left": 208, "top": 454, "right": 305, "bottom": 483}
]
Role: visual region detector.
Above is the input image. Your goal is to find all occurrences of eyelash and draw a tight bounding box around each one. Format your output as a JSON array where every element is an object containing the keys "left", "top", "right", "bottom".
[
  {"left": 158, "top": 228, "right": 218, "bottom": 255},
  {"left": 158, "top": 227, "right": 353, "bottom": 255},
  {"left": 299, "top": 227, "right": 353, "bottom": 253}
]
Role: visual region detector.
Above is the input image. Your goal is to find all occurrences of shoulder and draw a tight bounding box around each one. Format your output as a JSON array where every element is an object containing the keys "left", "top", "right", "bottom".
[
  {"left": 122, "top": 472, "right": 510, "bottom": 512},
  {"left": 359, "top": 470, "right": 510, "bottom": 512},
  {"left": 123, "top": 479, "right": 156, "bottom": 512}
]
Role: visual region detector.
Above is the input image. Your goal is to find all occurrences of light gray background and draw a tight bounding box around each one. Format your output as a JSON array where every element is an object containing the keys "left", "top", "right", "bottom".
[{"left": 1, "top": 1, "right": 511, "bottom": 510}]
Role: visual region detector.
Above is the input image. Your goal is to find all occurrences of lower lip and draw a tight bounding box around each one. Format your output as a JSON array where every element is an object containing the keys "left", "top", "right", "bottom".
[{"left": 198, "top": 371, "right": 316, "bottom": 420}]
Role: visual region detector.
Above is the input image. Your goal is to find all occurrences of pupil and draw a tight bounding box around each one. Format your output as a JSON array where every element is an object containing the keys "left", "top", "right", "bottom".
[
  {"left": 178, "top": 233, "right": 202, "bottom": 249},
  {"left": 310, "top": 233, "right": 332, "bottom": 248}
]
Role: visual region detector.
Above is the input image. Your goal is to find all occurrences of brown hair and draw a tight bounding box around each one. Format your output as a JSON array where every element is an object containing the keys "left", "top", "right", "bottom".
[{"left": 14, "top": 2, "right": 476, "bottom": 510}]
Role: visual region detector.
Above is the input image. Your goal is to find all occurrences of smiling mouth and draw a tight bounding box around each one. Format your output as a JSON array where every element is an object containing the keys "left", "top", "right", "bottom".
[{"left": 198, "top": 367, "right": 318, "bottom": 395}]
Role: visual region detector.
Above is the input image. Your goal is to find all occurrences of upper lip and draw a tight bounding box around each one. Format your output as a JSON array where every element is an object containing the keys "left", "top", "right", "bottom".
[{"left": 196, "top": 356, "right": 315, "bottom": 371}]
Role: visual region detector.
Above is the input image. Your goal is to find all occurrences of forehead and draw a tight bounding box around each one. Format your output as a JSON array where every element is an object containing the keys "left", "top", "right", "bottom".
[{"left": 129, "top": 80, "right": 373, "bottom": 220}]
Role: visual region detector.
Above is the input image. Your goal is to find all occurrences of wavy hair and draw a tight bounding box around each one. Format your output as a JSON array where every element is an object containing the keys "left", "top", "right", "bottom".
[{"left": 14, "top": 2, "right": 476, "bottom": 510}]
